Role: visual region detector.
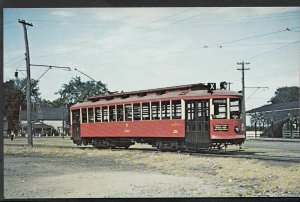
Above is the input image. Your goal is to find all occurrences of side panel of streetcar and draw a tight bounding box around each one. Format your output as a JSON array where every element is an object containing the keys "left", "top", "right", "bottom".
[{"left": 80, "top": 119, "right": 185, "bottom": 138}]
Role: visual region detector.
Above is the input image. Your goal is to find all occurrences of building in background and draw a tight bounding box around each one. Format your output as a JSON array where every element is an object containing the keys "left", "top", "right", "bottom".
[
  {"left": 20, "top": 106, "right": 69, "bottom": 137},
  {"left": 247, "top": 101, "right": 299, "bottom": 138}
]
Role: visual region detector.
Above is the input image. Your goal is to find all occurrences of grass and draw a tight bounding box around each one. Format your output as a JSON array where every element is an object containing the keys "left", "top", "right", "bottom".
[
  {"left": 4, "top": 139, "right": 300, "bottom": 197},
  {"left": 4, "top": 137, "right": 74, "bottom": 147}
]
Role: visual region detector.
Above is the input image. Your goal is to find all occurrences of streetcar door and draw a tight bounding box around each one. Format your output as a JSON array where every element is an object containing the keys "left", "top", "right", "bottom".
[
  {"left": 185, "top": 100, "right": 210, "bottom": 150},
  {"left": 72, "top": 109, "right": 81, "bottom": 143}
]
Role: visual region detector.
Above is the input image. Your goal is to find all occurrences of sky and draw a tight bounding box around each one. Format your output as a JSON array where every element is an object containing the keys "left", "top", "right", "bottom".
[{"left": 3, "top": 7, "right": 300, "bottom": 112}]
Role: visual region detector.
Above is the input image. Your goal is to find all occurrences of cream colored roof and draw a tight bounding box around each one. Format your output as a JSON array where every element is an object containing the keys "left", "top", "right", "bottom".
[{"left": 71, "top": 90, "right": 242, "bottom": 109}]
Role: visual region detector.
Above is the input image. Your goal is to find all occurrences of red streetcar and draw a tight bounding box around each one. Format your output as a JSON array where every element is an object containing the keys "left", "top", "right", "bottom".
[{"left": 70, "top": 82, "right": 245, "bottom": 151}]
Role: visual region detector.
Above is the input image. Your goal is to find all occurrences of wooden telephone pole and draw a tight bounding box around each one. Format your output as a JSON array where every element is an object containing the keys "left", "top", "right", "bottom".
[
  {"left": 237, "top": 61, "right": 250, "bottom": 137},
  {"left": 19, "top": 19, "right": 33, "bottom": 147}
]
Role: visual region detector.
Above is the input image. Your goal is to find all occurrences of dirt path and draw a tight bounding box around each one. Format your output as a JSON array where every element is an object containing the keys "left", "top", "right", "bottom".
[
  {"left": 4, "top": 144, "right": 300, "bottom": 198},
  {"left": 4, "top": 155, "right": 219, "bottom": 198}
]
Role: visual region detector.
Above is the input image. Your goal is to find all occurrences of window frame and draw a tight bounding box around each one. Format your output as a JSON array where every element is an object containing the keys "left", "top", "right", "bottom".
[
  {"left": 95, "top": 107, "right": 102, "bottom": 122},
  {"left": 172, "top": 100, "right": 182, "bottom": 120},
  {"left": 212, "top": 98, "right": 228, "bottom": 119},
  {"left": 102, "top": 106, "right": 109, "bottom": 122},
  {"left": 161, "top": 101, "right": 171, "bottom": 120},
  {"left": 142, "top": 102, "right": 150, "bottom": 120},
  {"left": 81, "top": 108, "right": 88, "bottom": 123},
  {"left": 125, "top": 104, "right": 133, "bottom": 121},
  {"left": 230, "top": 98, "right": 241, "bottom": 119},
  {"left": 151, "top": 101, "right": 160, "bottom": 120}
]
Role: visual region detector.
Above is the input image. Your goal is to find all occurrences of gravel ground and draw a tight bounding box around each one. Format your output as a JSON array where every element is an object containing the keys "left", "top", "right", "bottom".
[
  {"left": 4, "top": 139, "right": 300, "bottom": 198},
  {"left": 4, "top": 151, "right": 223, "bottom": 198}
]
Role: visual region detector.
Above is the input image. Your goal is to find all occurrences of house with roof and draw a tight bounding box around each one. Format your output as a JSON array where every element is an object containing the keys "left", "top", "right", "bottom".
[
  {"left": 247, "top": 101, "right": 300, "bottom": 138},
  {"left": 20, "top": 106, "right": 69, "bottom": 137}
]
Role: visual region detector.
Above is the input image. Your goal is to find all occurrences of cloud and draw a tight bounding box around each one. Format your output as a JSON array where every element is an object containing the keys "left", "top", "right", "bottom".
[{"left": 51, "top": 10, "right": 74, "bottom": 17}]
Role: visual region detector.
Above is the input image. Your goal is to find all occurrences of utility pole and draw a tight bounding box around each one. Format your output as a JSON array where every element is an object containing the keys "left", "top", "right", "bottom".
[
  {"left": 237, "top": 61, "right": 250, "bottom": 137},
  {"left": 19, "top": 19, "right": 33, "bottom": 147}
]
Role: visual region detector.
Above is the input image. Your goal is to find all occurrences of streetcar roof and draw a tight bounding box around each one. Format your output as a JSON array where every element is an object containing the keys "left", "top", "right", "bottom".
[
  {"left": 70, "top": 88, "right": 242, "bottom": 109},
  {"left": 88, "top": 83, "right": 208, "bottom": 101}
]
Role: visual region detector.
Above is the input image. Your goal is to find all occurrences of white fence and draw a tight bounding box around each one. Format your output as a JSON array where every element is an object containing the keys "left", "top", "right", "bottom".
[
  {"left": 246, "top": 131, "right": 263, "bottom": 138},
  {"left": 283, "top": 130, "right": 300, "bottom": 139}
]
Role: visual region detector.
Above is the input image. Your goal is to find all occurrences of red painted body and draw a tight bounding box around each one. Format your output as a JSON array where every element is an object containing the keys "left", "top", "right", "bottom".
[
  {"left": 70, "top": 86, "right": 245, "bottom": 146},
  {"left": 210, "top": 119, "right": 243, "bottom": 140},
  {"left": 80, "top": 120, "right": 185, "bottom": 138}
]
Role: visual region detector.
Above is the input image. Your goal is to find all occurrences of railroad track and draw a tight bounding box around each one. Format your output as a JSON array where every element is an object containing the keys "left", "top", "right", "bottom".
[
  {"left": 189, "top": 151, "right": 300, "bottom": 163},
  {"left": 5, "top": 143, "right": 300, "bottom": 162}
]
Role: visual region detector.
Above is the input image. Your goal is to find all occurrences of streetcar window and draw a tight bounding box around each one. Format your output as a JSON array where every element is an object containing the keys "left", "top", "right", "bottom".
[
  {"left": 161, "top": 101, "right": 171, "bottom": 119},
  {"left": 109, "top": 106, "right": 116, "bottom": 122},
  {"left": 72, "top": 110, "right": 80, "bottom": 124},
  {"left": 133, "top": 103, "right": 141, "bottom": 120},
  {"left": 172, "top": 100, "right": 182, "bottom": 119},
  {"left": 125, "top": 104, "right": 133, "bottom": 121},
  {"left": 212, "top": 99, "right": 227, "bottom": 119},
  {"left": 88, "top": 108, "right": 94, "bottom": 123},
  {"left": 142, "top": 103, "right": 150, "bottom": 120},
  {"left": 186, "top": 102, "right": 195, "bottom": 121},
  {"left": 198, "top": 101, "right": 209, "bottom": 121},
  {"left": 230, "top": 99, "right": 241, "bottom": 119},
  {"left": 95, "top": 107, "right": 101, "bottom": 122},
  {"left": 117, "top": 105, "right": 124, "bottom": 121},
  {"left": 151, "top": 102, "right": 160, "bottom": 120},
  {"left": 102, "top": 106, "right": 108, "bottom": 122},
  {"left": 81, "top": 108, "right": 87, "bottom": 123}
]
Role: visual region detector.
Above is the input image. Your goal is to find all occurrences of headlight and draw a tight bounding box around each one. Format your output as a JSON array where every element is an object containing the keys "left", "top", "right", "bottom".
[{"left": 234, "top": 126, "right": 240, "bottom": 133}]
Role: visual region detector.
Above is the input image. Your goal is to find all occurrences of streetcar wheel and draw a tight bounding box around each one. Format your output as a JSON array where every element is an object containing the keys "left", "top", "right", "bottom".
[{"left": 82, "top": 139, "right": 88, "bottom": 146}]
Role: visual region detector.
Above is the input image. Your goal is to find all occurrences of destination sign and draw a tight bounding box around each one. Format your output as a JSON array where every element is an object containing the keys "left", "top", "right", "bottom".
[
  {"left": 213, "top": 99, "right": 227, "bottom": 104},
  {"left": 213, "top": 124, "right": 228, "bottom": 131}
]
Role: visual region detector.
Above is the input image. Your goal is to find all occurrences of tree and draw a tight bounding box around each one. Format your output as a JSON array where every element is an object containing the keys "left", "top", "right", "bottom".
[
  {"left": 269, "top": 86, "right": 300, "bottom": 104},
  {"left": 34, "top": 98, "right": 52, "bottom": 108},
  {"left": 14, "top": 77, "right": 41, "bottom": 103},
  {"left": 3, "top": 78, "right": 41, "bottom": 134},
  {"left": 55, "top": 76, "right": 109, "bottom": 106}
]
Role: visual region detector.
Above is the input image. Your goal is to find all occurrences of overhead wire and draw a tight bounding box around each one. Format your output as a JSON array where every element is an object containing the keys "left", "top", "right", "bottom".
[
  {"left": 35, "top": 8, "right": 222, "bottom": 57},
  {"left": 4, "top": 56, "right": 24, "bottom": 66},
  {"left": 205, "top": 28, "right": 294, "bottom": 48},
  {"left": 247, "top": 40, "right": 300, "bottom": 60},
  {"left": 32, "top": 8, "right": 195, "bottom": 56},
  {"left": 30, "top": 10, "right": 300, "bottom": 58},
  {"left": 246, "top": 88, "right": 260, "bottom": 101},
  {"left": 7, "top": 9, "right": 300, "bottom": 72}
]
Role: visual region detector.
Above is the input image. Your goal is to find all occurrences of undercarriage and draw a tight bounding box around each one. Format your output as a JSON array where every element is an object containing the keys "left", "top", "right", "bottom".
[{"left": 73, "top": 137, "right": 245, "bottom": 152}]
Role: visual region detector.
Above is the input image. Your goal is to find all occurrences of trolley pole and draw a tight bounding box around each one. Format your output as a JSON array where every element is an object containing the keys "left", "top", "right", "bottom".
[
  {"left": 227, "top": 82, "right": 233, "bottom": 90},
  {"left": 19, "top": 19, "right": 33, "bottom": 147},
  {"left": 237, "top": 61, "right": 250, "bottom": 137}
]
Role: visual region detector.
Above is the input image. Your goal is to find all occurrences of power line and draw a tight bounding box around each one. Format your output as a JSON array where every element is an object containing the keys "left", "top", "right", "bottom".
[
  {"left": 32, "top": 8, "right": 195, "bottom": 56},
  {"left": 246, "top": 87, "right": 269, "bottom": 101},
  {"left": 32, "top": 8, "right": 222, "bottom": 58},
  {"left": 248, "top": 40, "right": 300, "bottom": 60},
  {"left": 179, "top": 11, "right": 300, "bottom": 24},
  {"left": 219, "top": 41, "right": 299, "bottom": 48},
  {"left": 32, "top": 8, "right": 220, "bottom": 58},
  {"left": 4, "top": 55, "right": 24, "bottom": 66},
  {"left": 30, "top": 64, "right": 71, "bottom": 71},
  {"left": 30, "top": 12, "right": 299, "bottom": 59},
  {"left": 74, "top": 68, "right": 96, "bottom": 82},
  {"left": 206, "top": 28, "right": 290, "bottom": 48}
]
